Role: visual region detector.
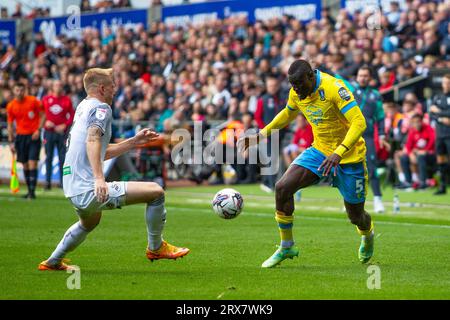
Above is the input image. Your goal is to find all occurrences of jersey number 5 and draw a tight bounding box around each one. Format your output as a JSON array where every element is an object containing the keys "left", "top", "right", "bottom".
[{"left": 356, "top": 179, "right": 364, "bottom": 195}]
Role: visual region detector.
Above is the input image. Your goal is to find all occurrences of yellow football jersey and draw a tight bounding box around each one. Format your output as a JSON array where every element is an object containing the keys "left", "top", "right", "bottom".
[{"left": 286, "top": 70, "right": 366, "bottom": 164}]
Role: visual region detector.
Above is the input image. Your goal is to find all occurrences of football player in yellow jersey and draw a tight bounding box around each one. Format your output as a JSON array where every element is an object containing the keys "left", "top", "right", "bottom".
[{"left": 238, "top": 60, "right": 374, "bottom": 268}]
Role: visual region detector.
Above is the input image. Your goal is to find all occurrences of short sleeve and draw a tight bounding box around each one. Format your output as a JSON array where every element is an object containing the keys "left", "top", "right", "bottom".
[
  {"left": 87, "top": 104, "right": 110, "bottom": 134},
  {"left": 286, "top": 88, "right": 299, "bottom": 111},
  {"left": 6, "top": 102, "right": 14, "bottom": 123},
  {"left": 332, "top": 80, "right": 358, "bottom": 115}
]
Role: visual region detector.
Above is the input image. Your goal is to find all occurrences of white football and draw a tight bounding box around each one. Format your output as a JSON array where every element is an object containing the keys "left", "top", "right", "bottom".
[{"left": 212, "top": 188, "right": 244, "bottom": 219}]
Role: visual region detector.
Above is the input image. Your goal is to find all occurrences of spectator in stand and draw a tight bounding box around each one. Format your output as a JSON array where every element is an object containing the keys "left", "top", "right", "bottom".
[
  {"left": 152, "top": 93, "right": 173, "bottom": 133},
  {"left": 30, "top": 32, "right": 47, "bottom": 59},
  {"left": 400, "top": 98, "right": 419, "bottom": 138},
  {"left": 282, "top": 113, "right": 313, "bottom": 168},
  {"left": 398, "top": 114, "right": 436, "bottom": 190},
  {"left": 1, "top": 7, "right": 8, "bottom": 19},
  {"left": 255, "top": 74, "right": 285, "bottom": 192},
  {"left": 379, "top": 71, "right": 396, "bottom": 94},
  {"left": 384, "top": 101, "right": 404, "bottom": 147},
  {"left": 42, "top": 80, "right": 74, "bottom": 190},
  {"left": 80, "top": 0, "right": 92, "bottom": 12},
  {"left": 211, "top": 72, "right": 232, "bottom": 117},
  {"left": 441, "top": 23, "right": 450, "bottom": 61},
  {"left": 114, "top": 0, "right": 131, "bottom": 9},
  {"left": 387, "top": 1, "right": 402, "bottom": 27},
  {"left": 429, "top": 73, "right": 450, "bottom": 195},
  {"left": 11, "top": 3, "right": 22, "bottom": 18}
]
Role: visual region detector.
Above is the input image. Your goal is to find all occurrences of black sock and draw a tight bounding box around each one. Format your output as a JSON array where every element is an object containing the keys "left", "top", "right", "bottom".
[
  {"left": 439, "top": 163, "right": 448, "bottom": 189},
  {"left": 29, "top": 169, "right": 38, "bottom": 194},
  {"left": 24, "top": 169, "right": 31, "bottom": 194}
]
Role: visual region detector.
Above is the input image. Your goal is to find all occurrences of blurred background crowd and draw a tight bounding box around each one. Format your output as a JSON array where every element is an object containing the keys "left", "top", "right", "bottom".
[{"left": 0, "top": 0, "right": 449, "bottom": 195}]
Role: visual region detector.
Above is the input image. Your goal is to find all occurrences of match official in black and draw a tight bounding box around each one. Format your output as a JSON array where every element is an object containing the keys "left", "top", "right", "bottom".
[{"left": 429, "top": 73, "right": 450, "bottom": 195}]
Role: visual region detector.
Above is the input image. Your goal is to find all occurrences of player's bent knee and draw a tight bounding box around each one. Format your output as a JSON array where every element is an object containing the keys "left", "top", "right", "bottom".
[
  {"left": 147, "top": 182, "right": 165, "bottom": 202},
  {"left": 348, "top": 215, "right": 362, "bottom": 226},
  {"left": 346, "top": 208, "right": 366, "bottom": 225},
  {"left": 275, "top": 180, "right": 293, "bottom": 199},
  {"left": 80, "top": 213, "right": 101, "bottom": 231}
]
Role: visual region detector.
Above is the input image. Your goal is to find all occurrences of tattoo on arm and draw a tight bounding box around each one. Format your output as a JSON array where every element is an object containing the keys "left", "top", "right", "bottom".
[{"left": 87, "top": 126, "right": 102, "bottom": 143}]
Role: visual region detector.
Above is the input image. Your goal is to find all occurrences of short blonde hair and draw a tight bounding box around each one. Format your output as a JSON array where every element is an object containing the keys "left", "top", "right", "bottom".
[{"left": 83, "top": 68, "right": 113, "bottom": 93}]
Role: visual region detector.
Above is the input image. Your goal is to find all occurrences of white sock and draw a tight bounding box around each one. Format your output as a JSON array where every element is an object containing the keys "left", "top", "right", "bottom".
[
  {"left": 146, "top": 196, "right": 166, "bottom": 251},
  {"left": 48, "top": 222, "right": 90, "bottom": 265},
  {"left": 412, "top": 173, "right": 419, "bottom": 183},
  {"left": 374, "top": 196, "right": 382, "bottom": 202},
  {"left": 398, "top": 172, "right": 406, "bottom": 183}
]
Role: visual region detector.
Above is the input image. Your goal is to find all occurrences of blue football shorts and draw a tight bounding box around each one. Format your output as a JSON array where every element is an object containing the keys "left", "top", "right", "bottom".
[{"left": 292, "top": 147, "right": 368, "bottom": 204}]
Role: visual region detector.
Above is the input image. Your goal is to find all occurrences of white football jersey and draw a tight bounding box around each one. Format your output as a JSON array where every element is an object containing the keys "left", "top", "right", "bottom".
[{"left": 62, "top": 97, "right": 112, "bottom": 198}]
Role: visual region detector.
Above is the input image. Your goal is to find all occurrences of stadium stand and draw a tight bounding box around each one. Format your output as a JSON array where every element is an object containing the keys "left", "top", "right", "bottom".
[{"left": 0, "top": 0, "right": 449, "bottom": 190}]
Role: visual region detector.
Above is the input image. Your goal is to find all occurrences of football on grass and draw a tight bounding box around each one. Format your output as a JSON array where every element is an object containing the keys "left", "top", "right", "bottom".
[{"left": 212, "top": 188, "right": 244, "bottom": 219}]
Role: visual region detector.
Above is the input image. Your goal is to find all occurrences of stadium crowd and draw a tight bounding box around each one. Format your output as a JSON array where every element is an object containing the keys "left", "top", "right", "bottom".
[
  {"left": 0, "top": 0, "right": 133, "bottom": 18},
  {"left": 0, "top": 0, "right": 449, "bottom": 195}
]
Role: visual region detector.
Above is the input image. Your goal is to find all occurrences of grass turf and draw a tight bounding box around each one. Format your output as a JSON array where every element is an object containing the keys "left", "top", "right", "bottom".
[{"left": 0, "top": 184, "right": 449, "bottom": 299}]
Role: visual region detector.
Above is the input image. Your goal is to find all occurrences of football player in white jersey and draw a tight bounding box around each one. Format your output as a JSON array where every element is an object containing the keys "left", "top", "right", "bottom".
[{"left": 39, "top": 68, "right": 189, "bottom": 271}]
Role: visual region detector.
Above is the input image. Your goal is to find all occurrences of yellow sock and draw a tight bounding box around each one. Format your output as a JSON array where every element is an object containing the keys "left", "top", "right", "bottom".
[
  {"left": 275, "top": 211, "right": 294, "bottom": 248},
  {"left": 357, "top": 221, "right": 374, "bottom": 237}
]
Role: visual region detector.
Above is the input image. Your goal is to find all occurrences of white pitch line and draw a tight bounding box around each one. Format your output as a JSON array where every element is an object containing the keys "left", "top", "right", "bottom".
[
  {"left": 1, "top": 193, "right": 448, "bottom": 229},
  {"left": 182, "top": 197, "right": 434, "bottom": 216},
  {"left": 165, "top": 206, "right": 450, "bottom": 229},
  {"left": 169, "top": 190, "right": 450, "bottom": 210}
]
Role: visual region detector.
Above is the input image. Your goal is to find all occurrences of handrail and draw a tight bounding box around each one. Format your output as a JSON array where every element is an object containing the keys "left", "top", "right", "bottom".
[{"left": 380, "top": 74, "right": 428, "bottom": 101}]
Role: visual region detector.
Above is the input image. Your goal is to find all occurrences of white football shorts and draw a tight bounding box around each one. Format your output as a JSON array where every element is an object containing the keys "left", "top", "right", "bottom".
[{"left": 69, "top": 181, "right": 128, "bottom": 217}]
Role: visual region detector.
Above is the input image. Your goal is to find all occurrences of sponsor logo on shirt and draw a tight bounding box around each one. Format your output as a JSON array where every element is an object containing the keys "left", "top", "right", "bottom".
[
  {"left": 49, "top": 104, "right": 63, "bottom": 114},
  {"left": 63, "top": 166, "right": 72, "bottom": 176},
  {"left": 305, "top": 106, "right": 323, "bottom": 126}
]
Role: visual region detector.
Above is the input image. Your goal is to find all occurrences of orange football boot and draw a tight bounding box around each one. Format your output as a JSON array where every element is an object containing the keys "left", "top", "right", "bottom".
[
  {"left": 146, "top": 241, "right": 190, "bottom": 261},
  {"left": 38, "top": 259, "right": 77, "bottom": 271}
]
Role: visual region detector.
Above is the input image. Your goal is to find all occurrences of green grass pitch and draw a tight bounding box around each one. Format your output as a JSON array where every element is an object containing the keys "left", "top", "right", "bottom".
[{"left": 0, "top": 184, "right": 449, "bottom": 300}]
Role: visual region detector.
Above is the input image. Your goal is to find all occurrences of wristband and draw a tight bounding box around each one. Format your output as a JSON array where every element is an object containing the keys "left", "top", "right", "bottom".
[{"left": 334, "top": 145, "right": 347, "bottom": 157}]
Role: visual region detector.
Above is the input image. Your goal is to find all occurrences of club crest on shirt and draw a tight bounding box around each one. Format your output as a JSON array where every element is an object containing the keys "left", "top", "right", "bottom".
[
  {"left": 338, "top": 87, "right": 351, "bottom": 101},
  {"left": 95, "top": 108, "right": 107, "bottom": 120},
  {"left": 28, "top": 111, "right": 35, "bottom": 119}
]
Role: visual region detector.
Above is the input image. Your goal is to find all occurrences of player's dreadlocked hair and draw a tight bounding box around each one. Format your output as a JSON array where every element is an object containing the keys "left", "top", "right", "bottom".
[{"left": 288, "top": 60, "right": 313, "bottom": 83}]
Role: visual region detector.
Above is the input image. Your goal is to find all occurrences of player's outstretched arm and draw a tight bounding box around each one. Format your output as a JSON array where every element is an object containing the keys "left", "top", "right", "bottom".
[
  {"left": 104, "top": 128, "right": 159, "bottom": 160},
  {"left": 237, "top": 107, "right": 298, "bottom": 157},
  {"left": 86, "top": 126, "right": 108, "bottom": 203}
]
